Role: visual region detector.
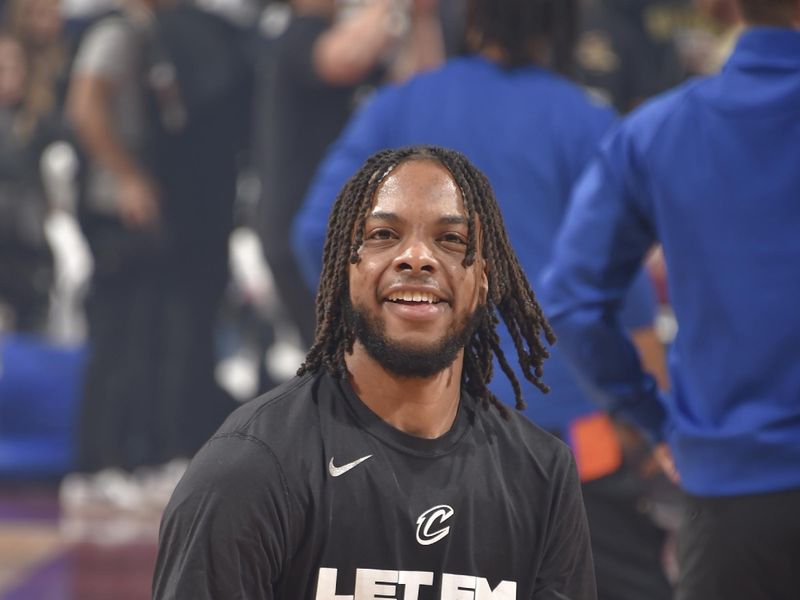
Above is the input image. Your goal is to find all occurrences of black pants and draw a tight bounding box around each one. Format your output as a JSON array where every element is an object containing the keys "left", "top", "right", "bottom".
[
  {"left": 79, "top": 259, "right": 161, "bottom": 471},
  {"left": 582, "top": 465, "right": 674, "bottom": 600},
  {"left": 677, "top": 487, "right": 800, "bottom": 600},
  {"left": 78, "top": 217, "right": 235, "bottom": 472}
]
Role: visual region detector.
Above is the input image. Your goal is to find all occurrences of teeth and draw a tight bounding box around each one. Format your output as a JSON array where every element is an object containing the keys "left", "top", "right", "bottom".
[{"left": 387, "top": 291, "right": 439, "bottom": 303}]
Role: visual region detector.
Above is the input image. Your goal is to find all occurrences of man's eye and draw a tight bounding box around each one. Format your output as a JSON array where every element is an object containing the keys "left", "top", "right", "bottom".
[
  {"left": 440, "top": 233, "right": 467, "bottom": 246},
  {"left": 368, "top": 228, "right": 395, "bottom": 240}
]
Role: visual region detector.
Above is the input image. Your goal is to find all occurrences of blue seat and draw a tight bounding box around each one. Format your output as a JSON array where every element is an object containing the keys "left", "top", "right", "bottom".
[{"left": 0, "top": 334, "right": 86, "bottom": 477}]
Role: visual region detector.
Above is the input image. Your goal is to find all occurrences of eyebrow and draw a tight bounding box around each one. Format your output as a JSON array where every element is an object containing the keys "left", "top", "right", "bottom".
[{"left": 367, "top": 211, "right": 468, "bottom": 226}]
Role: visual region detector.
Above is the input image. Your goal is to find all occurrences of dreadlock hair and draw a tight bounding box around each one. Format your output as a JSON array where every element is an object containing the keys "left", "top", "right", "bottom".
[
  {"left": 737, "top": 0, "right": 798, "bottom": 26},
  {"left": 465, "top": 0, "right": 580, "bottom": 75},
  {"left": 298, "top": 145, "right": 556, "bottom": 418}
]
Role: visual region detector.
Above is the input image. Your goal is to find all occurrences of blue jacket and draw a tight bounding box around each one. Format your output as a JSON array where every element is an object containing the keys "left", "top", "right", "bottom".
[
  {"left": 541, "top": 28, "right": 800, "bottom": 496},
  {"left": 292, "top": 56, "right": 655, "bottom": 433}
]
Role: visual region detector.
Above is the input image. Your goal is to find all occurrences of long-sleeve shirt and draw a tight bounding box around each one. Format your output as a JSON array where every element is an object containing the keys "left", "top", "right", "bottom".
[{"left": 541, "top": 27, "right": 800, "bottom": 497}]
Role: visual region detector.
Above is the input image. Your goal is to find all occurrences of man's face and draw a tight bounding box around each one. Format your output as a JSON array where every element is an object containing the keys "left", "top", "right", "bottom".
[{"left": 347, "top": 159, "right": 488, "bottom": 378}]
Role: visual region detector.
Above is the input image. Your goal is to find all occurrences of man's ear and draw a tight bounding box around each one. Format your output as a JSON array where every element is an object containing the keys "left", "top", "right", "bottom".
[
  {"left": 479, "top": 260, "right": 489, "bottom": 304},
  {"left": 471, "top": 214, "right": 489, "bottom": 303}
]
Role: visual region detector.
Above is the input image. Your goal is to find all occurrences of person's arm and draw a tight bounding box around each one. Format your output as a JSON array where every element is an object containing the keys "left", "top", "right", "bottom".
[
  {"left": 311, "top": 0, "right": 402, "bottom": 86},
  {"left": 617, "top": 268, "right": 670, "bottom": 391},
  {"left": 533, "top": 447, "right": 597, "bottom": 599},
  {"left": 388, "top": 0, "right": 445, "bottom": 82},
  {"left": 292, "top": 89, "right": 397, "bottom": 288},
  {"left": 67, "top": 22, "right": 159, "bottom": 229},
  {"left": 153, "top": 435, "right": 293, "bottom": 599},
  {"left": 68, "top": 74, "right": 159, "bottom": 228},
  {"left": 541, "top": 127, "right": 668, "bottom": 442},
  {"left": 631, "top": 326, "right": 669, "bottom": 391}
]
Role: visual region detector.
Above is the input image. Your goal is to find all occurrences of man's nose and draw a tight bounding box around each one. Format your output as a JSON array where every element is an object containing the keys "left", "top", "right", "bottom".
[{"left": 393, "top": 237, "right": 436, "bottom": 274}]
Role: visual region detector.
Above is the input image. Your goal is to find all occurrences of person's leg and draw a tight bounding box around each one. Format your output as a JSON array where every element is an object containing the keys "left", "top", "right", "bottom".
[
  {"left": 677, "top": 487, "right": 800, "bottom": 600},
  {"left": 582, "top": 465, "right": 673, "bottom": 600},
  {"left": 117, "top": 270, "right": 162, "bottom": 469},
  {"left": 155, "top": 270, "right": 235, "bottom": 463},
  {"left": 77, "top": 216, "right": 162, "bottom": 472},
  {"left": 78, "top": 267, "right": 156, "bottom": 472},
  {"left": 77, "top": 275, "right": 125, "bottom": 473}
]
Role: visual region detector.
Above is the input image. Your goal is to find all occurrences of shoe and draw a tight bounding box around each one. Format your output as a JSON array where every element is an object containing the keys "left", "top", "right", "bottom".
[{"left": 59, "top": 468, "right": 144, "bottom": 516}]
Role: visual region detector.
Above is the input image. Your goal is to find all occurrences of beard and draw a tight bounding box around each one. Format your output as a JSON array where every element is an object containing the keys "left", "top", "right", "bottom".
[{"left": 344, "top": 298, "right": 485, "bottom": 378}]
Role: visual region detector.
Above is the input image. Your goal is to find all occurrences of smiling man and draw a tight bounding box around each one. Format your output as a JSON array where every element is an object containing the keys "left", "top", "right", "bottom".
[{"left": 153, "top": 146, "right": 596, "bottom": 599}]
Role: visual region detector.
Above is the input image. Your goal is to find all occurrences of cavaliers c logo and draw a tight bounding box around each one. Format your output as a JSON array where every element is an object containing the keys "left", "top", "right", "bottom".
[{"left": 415, "top": 504, "right": 454, "bottom": 546}]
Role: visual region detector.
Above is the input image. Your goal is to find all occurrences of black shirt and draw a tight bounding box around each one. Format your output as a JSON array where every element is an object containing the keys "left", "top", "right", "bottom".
[{"left": 154, "top": 371, "right": 596, "bottom": 599}]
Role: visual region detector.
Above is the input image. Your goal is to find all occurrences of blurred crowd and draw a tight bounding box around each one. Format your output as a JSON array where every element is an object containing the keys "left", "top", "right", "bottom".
[{"left": 0, "top": 0, "right": 746, "bottom": 592}]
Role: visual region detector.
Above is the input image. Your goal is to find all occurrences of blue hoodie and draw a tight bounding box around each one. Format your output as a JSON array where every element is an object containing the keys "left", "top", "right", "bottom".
[{"left": 542, "top": 28, "right": 800, "bottom": 496}]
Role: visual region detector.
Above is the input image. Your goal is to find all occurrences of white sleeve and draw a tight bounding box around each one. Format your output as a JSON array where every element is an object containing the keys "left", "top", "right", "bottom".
[{"left": 72, "top": 19, "right": 139, "bottom": 85}]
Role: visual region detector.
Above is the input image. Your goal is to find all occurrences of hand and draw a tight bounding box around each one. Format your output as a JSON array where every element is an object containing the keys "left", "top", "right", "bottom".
[
  {"left": 653, "top": 443, "right": 680, "bottom": 484},
  {"left": 119, "top": 172, "right": 160, "bottom": 229}
]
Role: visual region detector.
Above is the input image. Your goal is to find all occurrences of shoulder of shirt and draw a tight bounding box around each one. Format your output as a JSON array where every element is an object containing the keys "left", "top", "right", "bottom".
[
  {"left": 372, "top": 57, "right": 500, "bottom": 101},
  {"left": 190, "top": 374, "right": 330, "bottom": 505},
  {"left": 76, "top": 14, "right": 139, "bottom": 53},
  {"left": 86, "top": 12, "right": 134, "bottom": 34},
  {"left": 378, "top": 57, "right": 614, "bottom": 121},
  {"left": 205, "top": 371, "right": 331, "bottom": 462},
  {"left": 169, "top": 374, "right": 329, "bottom": 520},
  {"left": 467, "top": 396, "right": 574, "bottom": 473},
  {"left": 617, "top": 75, "right": 711, "bottom": 150},
  {"left": 385, "top": 56, "right": 598, "bottom": 94}
]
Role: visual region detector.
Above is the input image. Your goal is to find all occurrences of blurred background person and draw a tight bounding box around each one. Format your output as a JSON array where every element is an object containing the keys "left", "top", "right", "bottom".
[
  {"left": 251, "top": 0, "right": 445, "bottom": 350},
  {"left": 147, "top": 0, "right": 252, "bottom": 470},
  {"left": 66, "top": 0, "right": 180, "bottom": 509},
  {"left": 63, "top": 0, "right": 246, "bottom": 512},
  {"left": 0, "top": 0, "right": 69, "bottom": 335},
  {"left": 292, "top": 1, "right": 675, "bottom": 597},
  {"left": 5, "top": 0, "right": 69, "bottom": 105},
  {"left": 542, "top": 0, "right": 800, "bottom": 597},
  {"left": 0, "top": 33, "right": 59, "bottom": 333},
  {"left": 574, "top": 0, "right": 748, "bottom": 360}
]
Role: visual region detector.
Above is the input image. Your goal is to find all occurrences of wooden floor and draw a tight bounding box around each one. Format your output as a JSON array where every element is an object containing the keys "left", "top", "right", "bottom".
[{"left": 0, "top": 485, "right": 158, "bottom": 600}]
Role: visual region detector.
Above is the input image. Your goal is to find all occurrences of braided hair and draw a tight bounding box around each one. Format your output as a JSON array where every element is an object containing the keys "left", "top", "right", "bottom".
[
  {"left": 298, "top": 145, "right": 555, "bottom": 417},
  {"left": 465, "top": 0, "right": 579, "bottom": 75}
]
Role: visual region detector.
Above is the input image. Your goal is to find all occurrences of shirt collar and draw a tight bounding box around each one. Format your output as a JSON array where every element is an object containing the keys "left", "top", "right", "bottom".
[{"left": 725, "top": 27, "right": 800, "bottom": 72}]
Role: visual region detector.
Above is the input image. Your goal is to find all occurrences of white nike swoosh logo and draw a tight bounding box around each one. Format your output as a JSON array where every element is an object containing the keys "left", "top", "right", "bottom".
[{"left": 328, "top": 455, "right": 373, "bottom": 477}]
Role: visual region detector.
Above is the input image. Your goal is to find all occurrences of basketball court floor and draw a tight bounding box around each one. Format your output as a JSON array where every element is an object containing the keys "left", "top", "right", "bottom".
[{"left": 0, "top": 485, "right": 158, "bottom": 599}]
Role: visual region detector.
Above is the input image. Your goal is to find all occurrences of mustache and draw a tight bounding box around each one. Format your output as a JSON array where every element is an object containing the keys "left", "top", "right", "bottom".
[
  {"left": 385, "top": 273, "right": 440, "bottom": 286},
  {"left": 380, "top": 274, "right": 446, "bottom": 298}
]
